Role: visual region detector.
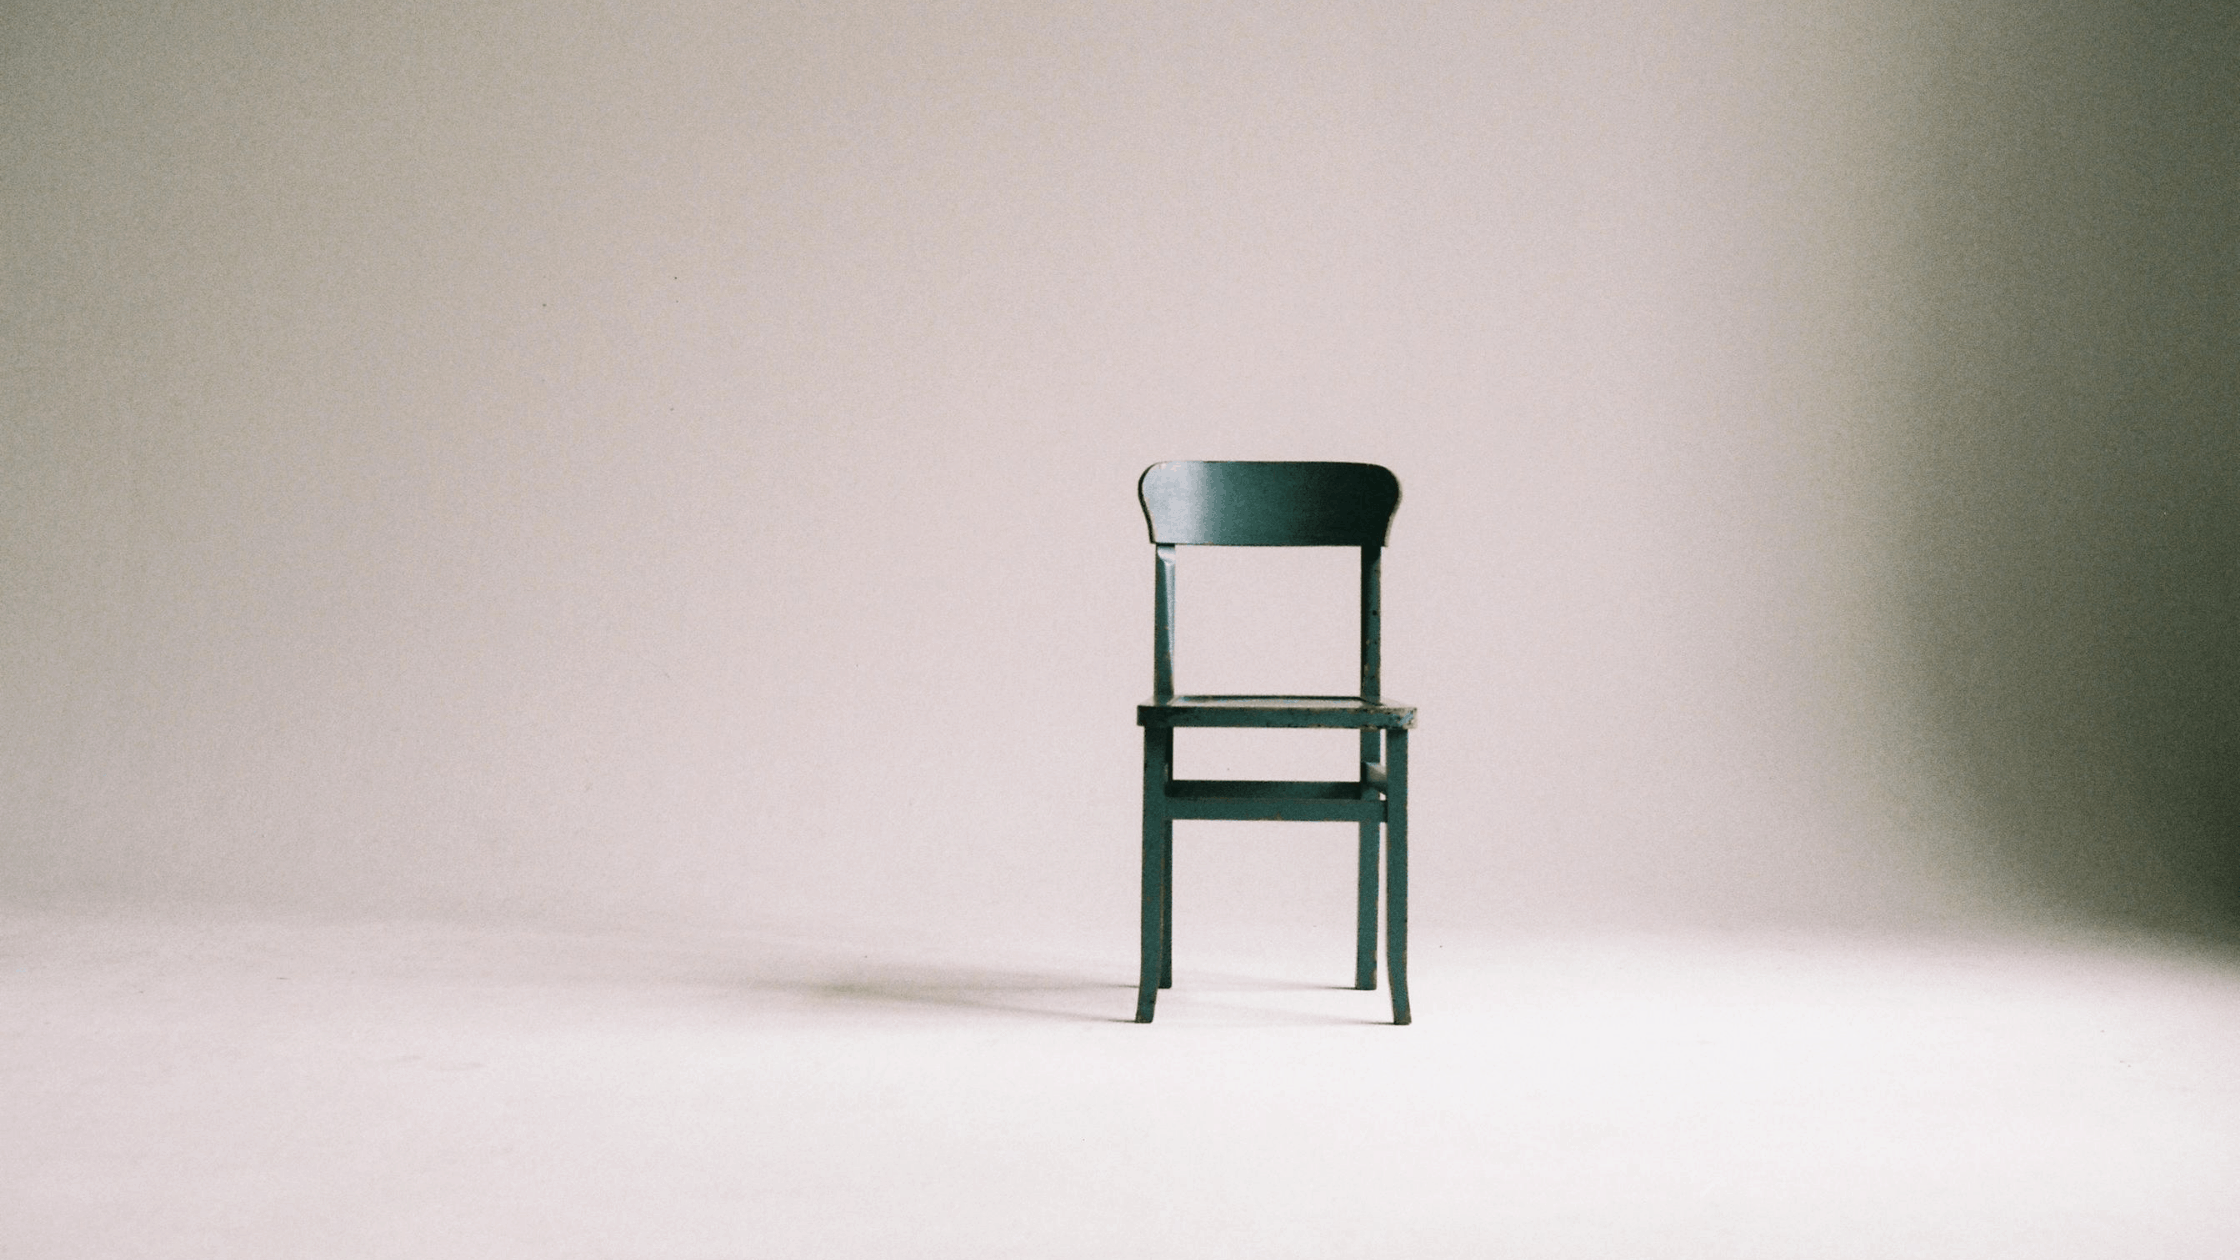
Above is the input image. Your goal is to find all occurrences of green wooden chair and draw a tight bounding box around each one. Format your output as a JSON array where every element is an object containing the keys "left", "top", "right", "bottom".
[{"left": 1133, "top": 461, "right": 1416, "bottom": 1024}]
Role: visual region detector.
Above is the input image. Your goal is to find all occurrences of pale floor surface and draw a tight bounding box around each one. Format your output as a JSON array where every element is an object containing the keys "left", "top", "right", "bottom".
[{"left": 5, "top": 912, "right": 2239, "bottom": 1259}]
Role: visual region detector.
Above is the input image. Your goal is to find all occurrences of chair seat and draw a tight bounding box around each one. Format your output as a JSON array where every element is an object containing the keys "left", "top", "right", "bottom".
[{"left": 1137, "top": 694, "right": 1417, "bottom": 729}]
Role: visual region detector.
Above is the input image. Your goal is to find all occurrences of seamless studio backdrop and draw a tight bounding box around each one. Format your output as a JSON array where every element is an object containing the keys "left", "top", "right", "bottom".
[
  {"left": 7, "top": 4, "right": 2240, "bottom": 1256},
  {"left": 6, "top": 1, "right": 2237, "bottom": 947}
]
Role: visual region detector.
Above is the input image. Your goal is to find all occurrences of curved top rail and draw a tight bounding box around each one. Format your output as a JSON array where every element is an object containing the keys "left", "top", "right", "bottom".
[{"left": 1138, "top": 461, "right": 1401, "bottom": 546}]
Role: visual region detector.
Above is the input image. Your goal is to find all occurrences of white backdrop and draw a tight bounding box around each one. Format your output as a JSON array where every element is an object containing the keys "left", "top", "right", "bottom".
[{"left": 6, "top": 1, "right": 2230, "bottom": 942}]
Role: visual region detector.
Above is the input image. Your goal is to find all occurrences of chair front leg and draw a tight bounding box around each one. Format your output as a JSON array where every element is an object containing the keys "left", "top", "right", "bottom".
[
  {"left": 1136, "top": 726, "right": 1171, "bottom": 1023},
  {"left": 1385, "top": 728, "right": 1410, "bottom": 1026},
  {"left": 1356, "top": 728, "right": 1381, "bottom": 990}
]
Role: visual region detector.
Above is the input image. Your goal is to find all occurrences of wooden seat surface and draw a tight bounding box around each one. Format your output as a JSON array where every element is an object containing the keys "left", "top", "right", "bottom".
[{"left": 1137, "top": 695, "right": 1417, "bottom": 729}]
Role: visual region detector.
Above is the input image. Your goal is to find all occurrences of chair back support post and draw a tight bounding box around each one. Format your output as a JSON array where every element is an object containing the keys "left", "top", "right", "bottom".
[
  {"left": 1359, "top": 544, "right": 1381, "bottom": 704},
  {"left": 1152, "top": 544, "right": 1177, "bottom": 703}
]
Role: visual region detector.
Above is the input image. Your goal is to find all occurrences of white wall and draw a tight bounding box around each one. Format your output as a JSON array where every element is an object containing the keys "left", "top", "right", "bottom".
[{"left": 6, "top": 1, "right": 2226, "bottom": 940}]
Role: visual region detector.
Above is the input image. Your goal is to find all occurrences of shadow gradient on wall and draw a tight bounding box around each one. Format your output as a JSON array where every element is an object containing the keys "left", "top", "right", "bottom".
[{"left": 1898, "top": 2, "right": 2239, "bottom": 935}]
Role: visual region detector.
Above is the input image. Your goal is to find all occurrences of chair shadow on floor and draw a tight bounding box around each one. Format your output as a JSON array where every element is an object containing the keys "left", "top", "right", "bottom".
[
  {"left": 764, "top": 960, "right": 1387, "bottom": 1025},
  {"left": 785, "top": 963, "right": 1132, "bottom": 1023}
]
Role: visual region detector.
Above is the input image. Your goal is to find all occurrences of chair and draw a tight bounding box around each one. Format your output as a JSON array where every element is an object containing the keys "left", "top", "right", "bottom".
[{"left": 1133, "top": 461, "right": 1416, "bottom": 1024}]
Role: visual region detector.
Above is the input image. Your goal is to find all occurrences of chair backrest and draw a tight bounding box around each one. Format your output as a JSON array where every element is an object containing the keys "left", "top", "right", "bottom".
[
  {"left": 1138, "top": 462, "right": 1402, "bottom": 701},
  {"left": 1138, "top": 461, "right": 1400, "bottom": 546}
]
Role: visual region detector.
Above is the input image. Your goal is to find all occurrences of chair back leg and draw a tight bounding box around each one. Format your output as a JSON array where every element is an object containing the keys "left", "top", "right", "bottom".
[
  {"left": 1159, "top": 828, "right": 1174, "bottom": 988},
  {"left": 1355, "top": 821, "right": 1380, "bottom": 990}
]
